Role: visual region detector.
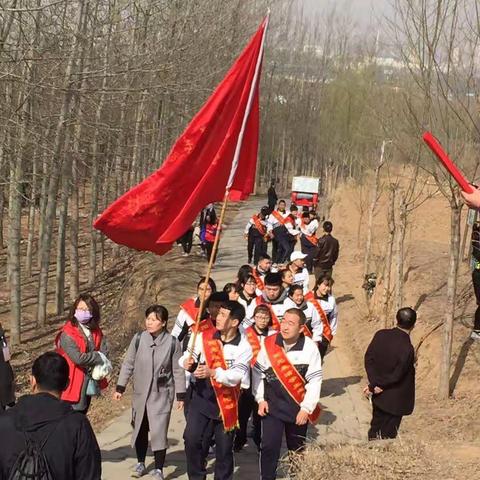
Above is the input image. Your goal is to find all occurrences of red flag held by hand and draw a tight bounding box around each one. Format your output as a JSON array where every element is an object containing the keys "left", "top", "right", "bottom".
[{"left": 94, "top": 18, "right": 267, "bottom": 254}]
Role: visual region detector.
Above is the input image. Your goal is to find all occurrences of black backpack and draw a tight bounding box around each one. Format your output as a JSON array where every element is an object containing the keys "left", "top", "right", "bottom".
[{"left": 8, "top": 418, "right": 63, "bottom": 480}]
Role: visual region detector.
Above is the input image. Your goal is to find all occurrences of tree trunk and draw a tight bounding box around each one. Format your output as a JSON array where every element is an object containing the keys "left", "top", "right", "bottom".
[
  {"left": 394, "top": 194, "right": 407, "bottom": 312},
  {"left": 383, "top": 185, "right": 396, "bottom": 326},
  {"left": 37, "top": 0, "right": 86, "bottom": 326},
  {"left": 25, "top": 149, "right": 38, "bottom": 278},
  {"left": 438, "top": 201, "right": 462, "bottom": 399}
]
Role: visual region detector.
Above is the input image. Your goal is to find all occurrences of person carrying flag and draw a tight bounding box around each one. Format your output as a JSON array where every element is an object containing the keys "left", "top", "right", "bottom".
[
  {"left": 253, "top": 308, "right": 322, "bottom": 480},
  {"left": 180, "top": 301, "right": 252, "bottom": 480},
  {"left": 244, "top": 206, "right": 270, "bottom": 264}
]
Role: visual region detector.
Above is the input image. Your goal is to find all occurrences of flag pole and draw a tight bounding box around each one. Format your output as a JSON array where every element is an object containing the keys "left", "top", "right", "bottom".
[{"left": 188, "top": 15, "right": 269, "bottom": 358}]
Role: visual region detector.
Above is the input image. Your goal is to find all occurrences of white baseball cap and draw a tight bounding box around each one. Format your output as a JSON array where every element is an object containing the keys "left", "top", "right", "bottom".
[{"left": 290, "top": 251, "right": 308, "bottom": 262}]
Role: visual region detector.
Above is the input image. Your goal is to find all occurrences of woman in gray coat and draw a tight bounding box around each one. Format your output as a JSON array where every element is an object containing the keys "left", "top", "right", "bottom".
[{"left": 114, "top": 305, "right": 186, "bottom": 480}]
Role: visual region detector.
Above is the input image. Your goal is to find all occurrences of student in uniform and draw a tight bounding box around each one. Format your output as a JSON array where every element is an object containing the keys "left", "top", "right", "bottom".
[
  {"left": 223, "top": 283, "right": 241, "bottom": 301},
  {"left": 305, "top": 275, "right": 338, "bottom": 359},
  {"left": 235, "top": 305, "right": 277, "bottom": 452},
  {"left": 180, "top": 301, "right": 253, "bottom": 480},
  {"left": 244, "top": 206, "right": 269, "bottom": 264},
  {"left": 267, "top": 200, "right": 291, "bottom": 264},
  {"left": 299, "top": 212, "right": 319, "bottom": 273},
  {"left": 288, "top": 251, "right": 310, "bottom": 294},
  {"left": 252, "top": 254, "right": 272, "bottom": 293},
  {"left": 280, "top": 269, "right": 294, "bottom": 292},
  {"left": 245, "top": 272, "right": 288, "bottom": 330},
  {"left": 171, "top": 277, "right": 217, "bottom": 352},
  {"left": 238, "top": 274, "right": 257, "bottom": 311},
  {"left": 284, "top": 285, "right": 322, "bottom": 343},
  {"left": 253, "top": 308, "right": 322, "bottom": 480}
]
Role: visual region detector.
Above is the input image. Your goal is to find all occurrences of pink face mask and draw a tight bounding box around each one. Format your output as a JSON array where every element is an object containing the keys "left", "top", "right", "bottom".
[{"left": 75, "top": 309, "right": 92, "bottom": 324}]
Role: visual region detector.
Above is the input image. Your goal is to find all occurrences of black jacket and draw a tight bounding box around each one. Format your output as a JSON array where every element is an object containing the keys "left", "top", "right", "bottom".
[
  {"left": 315, "top": 234, "right": 339, "bottom": 269},
  {"left": 0, "top": 328, "right": 15, "bottom": 407},
  {"left": 267, "top": 187, "right": 278, "bottom": 210},
  {"left": 364, "top": 328, "right": 415, "bottom": 416},
  {"left": 0, "top": 393, "right": 101, "bottom": 480}
]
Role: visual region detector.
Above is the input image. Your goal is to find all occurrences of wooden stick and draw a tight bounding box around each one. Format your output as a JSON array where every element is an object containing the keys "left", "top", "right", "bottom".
[{"left": 188, "top": 190, "right": 230, "bottom": 358}]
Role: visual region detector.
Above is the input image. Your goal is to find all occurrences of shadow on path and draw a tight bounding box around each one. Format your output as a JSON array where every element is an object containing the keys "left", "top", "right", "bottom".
[
  {"left": 321, "top": 376, "right": 362, "bottom": 398},
  {"left": 449, "top": 337, "right": 474, "bottom": 395}
]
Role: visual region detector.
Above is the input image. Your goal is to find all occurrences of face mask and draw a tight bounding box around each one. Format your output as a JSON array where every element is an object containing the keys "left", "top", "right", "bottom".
[{"left": 75, "top": 309, "right": 92, "bottom": 324}]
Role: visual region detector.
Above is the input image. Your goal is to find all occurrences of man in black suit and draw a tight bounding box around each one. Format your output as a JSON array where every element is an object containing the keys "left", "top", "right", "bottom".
[{"left": 364, "top": 307, "right": 416, "bottom": 440}]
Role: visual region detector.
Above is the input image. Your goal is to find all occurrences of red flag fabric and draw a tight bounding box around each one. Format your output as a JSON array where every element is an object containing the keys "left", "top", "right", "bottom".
[{"left": 94, "top": 18, "right": 267, "bottom": 255}]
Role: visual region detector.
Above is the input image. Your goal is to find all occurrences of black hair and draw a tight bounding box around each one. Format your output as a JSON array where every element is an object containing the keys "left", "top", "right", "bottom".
[
  {"left": 315, "top": 275, "right": 334, "bottom": 290},
  {"left": 209, "top": 292, "right": 229, "bottom": 303},
  {"left": 237, "top": 265, "right": 253, "bottom": 285},
  {"left": 197, "top": 276, "right": 217, "bottom": 292},
  {"left": 260, "top": 206, "right": 270, "bottom": 216},
  {"left": 32, "top": 351, "right": 69, "bottom": 393},
  {"left": 301, "top": 212, "right": 310, "bottom": 219},
  {"left": 258, "top": 253, "right": 271, "bottom": 262},
  {"left": 68, "top": 293, "right": 101, "bottom": 330},
  {"left": 278, "top": 199, "right": 286, "bottom": 205},
  {"left": 288, "top": 285, "right": 303, "bottom": 297},
  {"left": 284, "top": 307, "right": 306, "bottom": 325},
  {"left": 253, "top": 304, "right": 272, "bottom": 318},
  {"left": 223, "top": 283, "right": 240, "bottom": 294},
  {"left": 290, "top": 204, "right": 298, "bottom": 211},
  {"left": 396, "top": 307, "right": 417, "bottom": 329},
  {"left": 220, "top": 300, "right": 246, "bottom": 323},
  {"left": 264, "top": 272, "right": 282, "bottom": 286},
  {"left": 145, "top": 305, "right": 168, "bottom": 323},
  {"left": 323, "top": 221, "right": 333, "bottom": 233}
]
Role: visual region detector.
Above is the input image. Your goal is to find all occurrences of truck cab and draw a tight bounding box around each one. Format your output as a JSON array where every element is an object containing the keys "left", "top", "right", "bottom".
[{"left": 291, "top": 176, "right": 320, "bottom": 209}]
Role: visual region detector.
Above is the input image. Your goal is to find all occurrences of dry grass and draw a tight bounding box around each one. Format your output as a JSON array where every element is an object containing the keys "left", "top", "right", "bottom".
[{"left": 288, "top": 438, "right": 477, "bottom": 480}]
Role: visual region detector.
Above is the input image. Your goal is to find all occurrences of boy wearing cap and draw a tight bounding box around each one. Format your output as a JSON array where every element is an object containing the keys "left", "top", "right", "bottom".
[{"left": 288, "top": 251, "right": 310, "bottom": 294}]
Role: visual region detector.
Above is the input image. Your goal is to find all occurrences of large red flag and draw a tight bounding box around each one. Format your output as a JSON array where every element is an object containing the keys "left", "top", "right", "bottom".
[{"left": 94, "top": 18, "right": 268, "bottom": 255}]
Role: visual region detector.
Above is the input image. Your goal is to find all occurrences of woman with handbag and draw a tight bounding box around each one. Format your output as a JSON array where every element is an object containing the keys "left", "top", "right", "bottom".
[
  {"left": 0, "top": 323, "right": 15, "bottom": 410},
  {"left": 113, "top": 305, "right": 186, "bottom": 480},
  {"left": 55, "top": 293, "right": 109, "bottom": 414}
]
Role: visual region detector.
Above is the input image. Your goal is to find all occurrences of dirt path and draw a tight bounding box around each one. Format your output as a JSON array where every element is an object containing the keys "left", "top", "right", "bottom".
[{"left": 98, "top": 197, "right": 370, "bottom": 479}]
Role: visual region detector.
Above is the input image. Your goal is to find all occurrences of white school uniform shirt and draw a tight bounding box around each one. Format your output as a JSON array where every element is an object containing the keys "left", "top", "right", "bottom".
[
  {"left": 292, "top": 267, "right": 310, "bottom": 294},
  {"left": 317, "top": 294, "right": 338, "bottom": 337},
  {"left": 171, "top": 298, "right": 198, "bottom": 339},
  {"left": 244, "top": 216, "right": 268, "bottom": 235},
  {"left": 252, "top": 334, "right": 322, "bottom": 415},
  {"left": 283, "top": 297, "right": 323, "bottom": 342},
  {"left": 266, "top": 210, "right": 290, "bottom": 233},
  {"left": 300, "top": 219, "right": 319, "bottom": 237},
  {"left": 178, "top": 330, "right": 253, "bottom": 389}
]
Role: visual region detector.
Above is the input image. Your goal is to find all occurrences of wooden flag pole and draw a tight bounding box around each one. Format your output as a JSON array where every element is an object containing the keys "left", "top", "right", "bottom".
[{"left": 188, "top": 189, "right": 230, "bottom": 358}]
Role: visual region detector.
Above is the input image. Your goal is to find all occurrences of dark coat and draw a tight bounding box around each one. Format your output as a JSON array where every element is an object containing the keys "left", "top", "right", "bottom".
[
  {"left": 315, "top": 233, "right": 339, "bottom": 269},
  {"left": 267, "top": 186, "right": 278, "bottom": 210},
  {"left": 0, "top": 328, "right": 15, "bottom": 407},
  {"left": 364, "top": 328, "right": 415, "bottom": 416},
  {"left": 0, "top": 393, "right": 101, "bottom": 480}
]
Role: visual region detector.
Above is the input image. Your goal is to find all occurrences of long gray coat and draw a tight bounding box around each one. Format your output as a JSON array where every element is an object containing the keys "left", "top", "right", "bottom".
[{"left": 117, "top": 330, "right": 185, "bottom": 450}]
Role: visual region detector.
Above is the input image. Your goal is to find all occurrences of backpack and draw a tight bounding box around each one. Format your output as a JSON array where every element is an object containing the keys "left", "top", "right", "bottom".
[{"left": 7, "top": 417, "right": 64, "bottom": 480}]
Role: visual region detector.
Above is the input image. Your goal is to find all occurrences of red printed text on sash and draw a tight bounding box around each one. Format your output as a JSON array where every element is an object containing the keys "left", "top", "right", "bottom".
[{"left": 245, "top": 327, "right": 262, "bottom": 366}]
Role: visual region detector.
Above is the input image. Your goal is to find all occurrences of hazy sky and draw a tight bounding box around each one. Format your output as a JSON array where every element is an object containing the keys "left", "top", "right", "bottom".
[{"left": 302, "top": 0, "right": 394, "bottom": 27}]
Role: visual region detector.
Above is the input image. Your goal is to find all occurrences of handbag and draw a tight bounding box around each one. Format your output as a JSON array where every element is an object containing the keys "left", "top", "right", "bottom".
[{"left": 86, "top": 376, "right": 100, "bottom": 397}]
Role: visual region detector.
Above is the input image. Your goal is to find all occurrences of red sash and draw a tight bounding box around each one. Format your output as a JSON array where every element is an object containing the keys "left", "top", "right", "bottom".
[
  {"left": 264, "top": 334, "right": 321, "bottom": 424},
  {"left": 302, "top": 321, "right": 313, "bottom": 338},
  {"left": 244, "top": 327, "right": 262, "bottom": 366},
  {"left": 202, "top": 329, "right": 240, "bottom": 431},
  {"left": 255, "top": 296, "right": 281, "bottom": 330},
  {"left": 251, "top": 269, "right": 265, "bottom": 291},
  {"left": 180, "top": 299, "right": 213, "bottom": 333},
  {"left": 252, "top": 215, "right": 267, "bottom": 236},
  {"left": 301, "top": 219, "right": 318, "bottom": 246},
  {"left": 304, "top": 292, "right": 332, "bottom": 342},
  {"left": 271, "top": 210, "right": 287, "bottom": 225}
]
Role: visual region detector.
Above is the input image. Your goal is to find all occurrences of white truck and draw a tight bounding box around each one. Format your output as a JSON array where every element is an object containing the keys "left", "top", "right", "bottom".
[{"left": 291, "top": 176, "right": 320, "bottom": 209}]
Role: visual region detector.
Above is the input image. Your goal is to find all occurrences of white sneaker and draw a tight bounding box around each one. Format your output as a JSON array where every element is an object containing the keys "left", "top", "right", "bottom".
[
  {"left": 470, "top": 330, "right": 480, "bottom": 340},
  {"left": 150, "top": 469, "right": 165, "bottom": 480},
  {"left": 131, "top": 462, "right": 147, "bottom": 478}
]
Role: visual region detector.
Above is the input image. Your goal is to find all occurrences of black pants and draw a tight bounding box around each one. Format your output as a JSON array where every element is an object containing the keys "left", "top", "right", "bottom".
[
  {"left": 472, "top": 269, "right": 480, "bottom": 330},
  {"left": 260, "top": 414, "right": 308, "bottom": 480},
  {"left": 235, "top": 389, "right": 261, "bottom": 450},
  {"left": 184, "top": 406, "right": 235, "bottom": 480},
  {"left": 248, "top": 232, "right": 266, "bottom": 265},
  {"left": 368, "top": 404, "right": 402, "bottom": 440},
  {"left": 300, "top": 236, "right": 318, "bottom": 273},
  {"left": 135, "top": 411, "right": 166, "bottom": 469},
  {"left": 206, "top": 242, "right": 217, "bottom": 263},
  {"left": 273, "top": 228, "right": 291, "bottom": 264},
  {"left": 180, "top": 229, "right": 194, "bottom": 254},
  {"left": 318, "top": 337, "right": 330, "bottom": 360}
]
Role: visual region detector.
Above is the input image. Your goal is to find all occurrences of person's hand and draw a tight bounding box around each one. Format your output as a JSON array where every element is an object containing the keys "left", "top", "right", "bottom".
[
  {"left": 295, "top": 409, "right": 309, "bottom": 425},
  {"left": 176, "top": 401, "right": 184, "bottom": 410},
  {"left": 113, "top": 392, "right": 123, "bottom": 401},
  {"left": 373, "top": 386, "right": 383, "bottom": 394},
  {"left": 258, "top": 401, "right": 269, "bottom": 416},
  {"left": 194, "top": 364, "right": 213, "bottom": 379},
  {"left": 461, "top": 186, "right": 480, "bottom": 209},
  {"left": 362, "top": 385, "right": 372, "bottom": 398},
  {"left": 183, "top": 357, "right": 195, "bottom": 370}
]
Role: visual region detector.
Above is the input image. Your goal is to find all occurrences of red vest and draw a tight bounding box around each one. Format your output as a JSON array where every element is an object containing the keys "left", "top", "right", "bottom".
[{"left": 55, "top": 321, "right": 107, "bottom": 403}]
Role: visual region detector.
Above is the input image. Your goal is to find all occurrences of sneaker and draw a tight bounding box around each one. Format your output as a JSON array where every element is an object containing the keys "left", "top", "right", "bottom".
[
  {"left": 131, "top": 462, "right": 147, "bottom": 478},
  {"left": 182, "top": 252, "right": 189, "bottom": 257},
  {"left": 149, "top": 469, "right": 165, "bottom": 480},
  {"left": 471, "top": 330, "right": 480, "bottom": 340}
]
